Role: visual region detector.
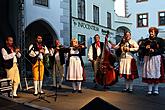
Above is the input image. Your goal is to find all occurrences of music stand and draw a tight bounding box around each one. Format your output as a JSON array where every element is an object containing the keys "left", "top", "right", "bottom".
[
  {"left": 29, "top": 57, "right": 50, "bottom": 103},
  {"left": 46, "top": 51, "right": 68, "bottom": 102}
]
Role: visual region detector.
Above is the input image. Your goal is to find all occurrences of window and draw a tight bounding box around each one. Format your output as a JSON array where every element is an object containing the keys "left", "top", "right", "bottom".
[
  {"left": 159, "top": 11, "right": 165, "bottom": 26},
  {"left": 35, "top": 0, "right": 48, "bottom": 7},
  {"left": 137, "top": 13, "right": 148, "bottom": 27},
  {"left": 93, "top": 5, "right": 99, "bottom": 24},
  {"left": 78, "top": 0, "right": 85, "bottom": 20},
  {"left": 136, "top": 0, "right": 148, "bottom": 2},
  {"left": 78, "top": 34, "right": 86, "bottom": 56},
  {"left": 107, "top": 12, "right": 111, "bottom": 29}
]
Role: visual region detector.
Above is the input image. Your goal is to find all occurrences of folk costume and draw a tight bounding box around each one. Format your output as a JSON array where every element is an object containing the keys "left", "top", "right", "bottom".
[
  {"left": 115, "top": 38, "right": 139, "bottom": 92},
  {"left": 88, "top": 41, "right": 104, "bottom": 85},
  {"left": 1, "top": 45, "right": 21, "bottom": 97},
  {"left": 66, "top": 46, "right": 85, "bottom": 93},
  {"left": 29, "top": 42, "right": 49, "bottom": 95},
  {"left": 50, "top": 45, "right": 65, "bottom": 89},
  {"left": 141, "top": 37, "right": 165, "bottom": 95}
]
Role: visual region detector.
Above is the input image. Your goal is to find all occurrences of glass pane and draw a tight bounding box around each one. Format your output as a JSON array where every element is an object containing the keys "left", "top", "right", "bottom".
[
  {"left": 143, "top": 19, "right": 147, "bottom": 26},
  {"left": 160, "top": 13, "right": 165, "bottom": 17},
  {"left": 143, "top": 14, "right": 147, "bottom": 18}
]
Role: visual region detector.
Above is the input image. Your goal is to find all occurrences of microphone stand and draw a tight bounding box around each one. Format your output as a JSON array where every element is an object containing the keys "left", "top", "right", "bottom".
[
  {"left": 29, "top": 54, "right": 50, "bottom": 103},
  {"left": 46, "top": 48, "right": 68, "bottom": 102}
]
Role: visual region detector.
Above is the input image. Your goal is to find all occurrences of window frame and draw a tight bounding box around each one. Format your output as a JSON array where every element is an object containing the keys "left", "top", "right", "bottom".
[
  {"left": 107, "top": 12, "right": 111, "bottom": 29},
  {"left": 78, "top": 34, "right": 86, "bottom": 56},
  {"left": 78, "top": 0, "right": 85, "bottom": 20},
  {"left": 158, "top": 11, "right": 165, "bottom": 26},
  {"left": 136, "top": 0, "right": 148, "bottom": 3},
  {"left": 34, "top": 0, "right": 48, "bottom": 7},
  {"left": 93, "top": 5, "right": 99, "bottom": 25},
  {"left": 137, "top": 13, "right": 148, "bottom": 28}
]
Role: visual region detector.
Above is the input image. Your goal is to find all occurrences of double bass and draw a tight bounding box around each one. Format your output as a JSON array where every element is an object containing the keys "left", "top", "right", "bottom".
[{"left": 95, "top": 32, "right": 118, "bottom": 86}]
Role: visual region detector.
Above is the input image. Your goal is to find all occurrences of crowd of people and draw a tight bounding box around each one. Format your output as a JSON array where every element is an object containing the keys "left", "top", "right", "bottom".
[{"left": 0, "top": 27, "right": 165, "bottom": 98}]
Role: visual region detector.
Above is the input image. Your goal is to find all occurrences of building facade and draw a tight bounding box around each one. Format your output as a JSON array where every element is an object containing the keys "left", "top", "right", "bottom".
[
  {"left": 25, "top": 0, "right": 70, "bottom": 47},
  {"left": 126, "top": 0, "right": 165, "bottom": 41},
  {"left": 0, "top": 0, "right": 131, "bottom": 64},
  {"left": 72, "top": 0, "right": 132, "bottom": 63}
]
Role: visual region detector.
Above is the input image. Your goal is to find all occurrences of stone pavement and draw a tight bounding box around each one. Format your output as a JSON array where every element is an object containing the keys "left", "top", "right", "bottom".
[{"left": 0, "top": 62, "right": 165, "bottom": 110}]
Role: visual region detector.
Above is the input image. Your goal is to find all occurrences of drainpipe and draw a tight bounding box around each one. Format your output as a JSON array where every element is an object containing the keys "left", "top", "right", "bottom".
[{"left": 70, "top": 0, "right": 72, "bottom": 42}]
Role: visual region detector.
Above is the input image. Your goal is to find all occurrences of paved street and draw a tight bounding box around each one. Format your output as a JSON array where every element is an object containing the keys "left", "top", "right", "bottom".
[{"left": 0, "top": 62, "right": 165, "bottom": 110}]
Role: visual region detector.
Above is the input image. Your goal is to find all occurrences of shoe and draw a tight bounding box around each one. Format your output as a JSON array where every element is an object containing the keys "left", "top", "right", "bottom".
[
  {"left": 128, "top": 89, "right": 133, "bottom": 93},
  {"left": 12, "top": 95, "right": 20, "bottom": 98},
  {"left": 153, "top": 91, "right": 159, "bottom": 96},
  {"left": 33, "top": 93, "right": 38, "bottom": 96},
  {"left": 146, "top": 91, "right": 152, "bottom": 96},
  {"left": 122, "top": 88, "right": 129, "bottom": 92},
  {"left": 72, "top": 90, "right": 77, "bottom": 93},
  {"left": 58, "top": 85, "right": 62, "bottom": 89},
  {"left": 39, "top": 91, "right": 45, "bottom": 94},
  {"left": 78, "top": 90, "right": 82, "bottom": 93}
]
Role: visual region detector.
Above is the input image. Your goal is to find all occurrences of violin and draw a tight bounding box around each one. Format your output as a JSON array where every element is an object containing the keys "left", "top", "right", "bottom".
[{"left": 72, "top": 42, "right": 85, "bottom": 50}]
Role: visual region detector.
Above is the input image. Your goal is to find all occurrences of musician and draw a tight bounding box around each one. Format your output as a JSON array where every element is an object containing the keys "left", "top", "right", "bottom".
[
  {"left": 66, "top": 38, "right": 85, "bottom": 93},
  {"left": 112, "top": 31, "right": 139, "bottom": 93},
  {"left": 28, "top": 35, "right": 49, "bottom": 95},
  {"left": 1, "top": 35, "right": 21, "bottom": 98},
  {"left": 141, "top": 27, "right": 165, "bottom": 95},
  {"left": 49, "top": 40, "right": 65, "bottom": 89},
  {"left": 88, "top": 34, "right": 104, "bottom": 88}
]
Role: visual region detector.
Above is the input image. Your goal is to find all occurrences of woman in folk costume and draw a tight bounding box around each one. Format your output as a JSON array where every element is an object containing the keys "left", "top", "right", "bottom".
[
  {"left": 28, "top": 35, "right": 49, "bottom": 95},
  {"left": 112, "top": 31, "right": 139, "bottom": 93},
  {"left": 66, "top": 38, "right": 85, "bottom": 93},
  {"left": 141, "top": 27, "right": 165, "bottom": 95}
]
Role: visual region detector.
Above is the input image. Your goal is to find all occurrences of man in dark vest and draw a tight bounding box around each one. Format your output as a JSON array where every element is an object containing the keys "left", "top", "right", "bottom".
[
  {"left": 49, "top": 40, "right": 65, "bottom": 89},
  {"left": 88, "top": 34, "right": 104, "bottom": 87},
  {"left": 28, "top": 35, "right": 49, "bottom": 96},
  {"left": 1, "top": 35, "right": 21, "bottom": 98}
]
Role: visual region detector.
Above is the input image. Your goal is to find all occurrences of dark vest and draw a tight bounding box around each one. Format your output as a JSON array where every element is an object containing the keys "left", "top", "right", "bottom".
[
  {"left": 142, "top": 37, "right": 164, "bottom": 56},
  {"left": 3, "top": 46, "right": 14, "bottom": 69},
  {"left": 66, "top": 47, "right": 84, "bottom": 67},
  {"left": 52, "top": 47, "right": 65, "bottom": 65},
  {"left": 92, "top": 42, "right": 104, "bottom": 60},
  {"left": 28, "top": 43, "right": 45, "bottom": 64}
]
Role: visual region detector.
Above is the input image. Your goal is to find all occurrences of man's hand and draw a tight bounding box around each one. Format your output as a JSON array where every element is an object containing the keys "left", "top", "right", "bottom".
[
  {"left": 39, "top": 48, "right": 45, "bottom": 53},
  {"left": 146, "top": 45, "right": 150, "bottom": 49},
  {"left": 89, "top": 59, "right": 95, "bottom": 63},
  {"left": 15, "top": 48, "right": 20, "bottom": 53},
  {"left": 123, "top": 47, "right": 130, "bottom": 52},
  {"left": 149, "top": 48, "right": 154, "bottom": 52}
]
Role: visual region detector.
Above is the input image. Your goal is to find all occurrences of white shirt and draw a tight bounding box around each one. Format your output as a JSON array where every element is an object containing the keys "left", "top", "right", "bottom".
[
  {"left": 88, "top": 44, "right": 101, "bottom": 61},
  {"left": 29, "top": 44, "right": 49, "bottom": 60},
  {"left": 49, "top": 48, "right": 60, "bottom": 61},
  {"left": 1, "top": 48, "right": 21, "bottom": 63}
]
